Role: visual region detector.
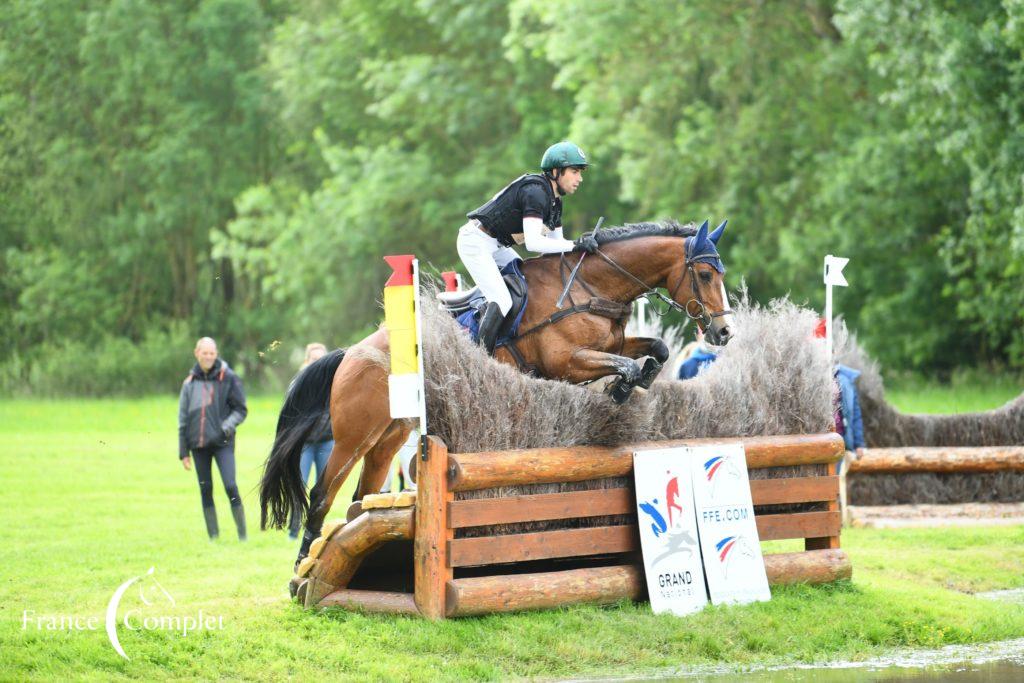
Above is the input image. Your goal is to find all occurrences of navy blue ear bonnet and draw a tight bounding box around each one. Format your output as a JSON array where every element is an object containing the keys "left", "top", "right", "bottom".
[{"left": 685, "top": 219, "right": 727, "bottom": 273}]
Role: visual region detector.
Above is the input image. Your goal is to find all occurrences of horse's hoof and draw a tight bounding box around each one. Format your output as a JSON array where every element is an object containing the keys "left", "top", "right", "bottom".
[
  {"left": 636, "top": 358, "right": 663, "bottom": 390},
  {"left": 288, "top": 576, "right": 301, "bottom": 599},
  {"left": 606, "top": 377, "right": 636, "bottom": 404}
]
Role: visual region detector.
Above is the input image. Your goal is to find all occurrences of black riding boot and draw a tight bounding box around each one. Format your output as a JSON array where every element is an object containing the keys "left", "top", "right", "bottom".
[
  {"left": 477, "top": 301, "right": 503, "bottom": 355},
  {"left": 202, "top": 506, "right": 219, "bottom": 540},
  {"left": 231, "top": 504, "right": 247, "bottom": 541}
]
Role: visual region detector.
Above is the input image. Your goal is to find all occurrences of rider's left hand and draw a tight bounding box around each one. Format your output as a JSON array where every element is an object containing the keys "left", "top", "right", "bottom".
[{"left": 574, "top": 233, "right": 599, "bottom": 254}]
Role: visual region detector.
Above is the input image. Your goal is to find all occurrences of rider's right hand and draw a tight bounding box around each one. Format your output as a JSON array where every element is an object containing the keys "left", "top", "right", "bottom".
[{"left": 574, "top": 233, "right": 599, "bottom": 254}]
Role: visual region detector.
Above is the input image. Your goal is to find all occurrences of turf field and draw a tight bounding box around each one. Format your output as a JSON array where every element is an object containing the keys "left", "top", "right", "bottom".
[{"left": 0, "top": 381, "right": 1021, "bottom": 680}]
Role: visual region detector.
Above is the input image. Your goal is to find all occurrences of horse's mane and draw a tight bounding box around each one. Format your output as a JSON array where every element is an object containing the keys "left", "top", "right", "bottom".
[{"left": 592, "top": 219, "right": 697, "bottom": 245}]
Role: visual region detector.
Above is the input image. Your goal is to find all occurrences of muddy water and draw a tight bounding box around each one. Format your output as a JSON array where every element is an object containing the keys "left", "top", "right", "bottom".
[
  {"left": 976, "top": 588, "right": 1024, "bottom": 604},
  {"left": 573, "top": 638, "right": 1024, "bottom": 682},
  {"left": 678, "top": 637, "right": 1024, "bottom": 680}
]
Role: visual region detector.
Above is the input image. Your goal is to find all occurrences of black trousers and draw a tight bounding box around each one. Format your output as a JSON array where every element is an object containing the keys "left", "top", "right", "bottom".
[{"left": 192, "top": 442, "right": 241, "bottom": 508}]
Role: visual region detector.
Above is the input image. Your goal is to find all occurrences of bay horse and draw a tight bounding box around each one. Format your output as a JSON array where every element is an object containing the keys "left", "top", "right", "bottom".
[{"left": 260, "top": 219, "right": 734, "bottom": 568}]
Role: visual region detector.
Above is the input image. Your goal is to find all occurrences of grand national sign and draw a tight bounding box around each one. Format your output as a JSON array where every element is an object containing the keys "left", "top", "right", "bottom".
[{"left": 634, "top": 444, "right": 770, "bottom": 616}]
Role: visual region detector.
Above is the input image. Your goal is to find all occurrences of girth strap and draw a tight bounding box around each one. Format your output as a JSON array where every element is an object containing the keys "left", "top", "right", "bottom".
[
  {"left": 497, "top": 297, "right": 631, "bottom": 374},
  {"left": 500, "top": 297, "right": 632, "bottom": 349}
]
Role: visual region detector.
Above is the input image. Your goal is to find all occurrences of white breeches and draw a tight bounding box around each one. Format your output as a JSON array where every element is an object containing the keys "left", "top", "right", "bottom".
[{"left": 456, "top": 220, "right": 518, "bottom": 315}]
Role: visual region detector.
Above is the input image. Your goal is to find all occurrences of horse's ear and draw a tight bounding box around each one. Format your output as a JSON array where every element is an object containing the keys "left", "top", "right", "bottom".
[
  {"left": 709, "top": 219, "right": 727, "bottom": 245},
  {"left": 694, "top": 219, "right": 709, "bottom": 249}
]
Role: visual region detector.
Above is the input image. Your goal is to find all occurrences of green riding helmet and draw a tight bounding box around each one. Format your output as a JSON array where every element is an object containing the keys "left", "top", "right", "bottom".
[{"left": 540, "top": 141, "right": 589, "bottom": 172}]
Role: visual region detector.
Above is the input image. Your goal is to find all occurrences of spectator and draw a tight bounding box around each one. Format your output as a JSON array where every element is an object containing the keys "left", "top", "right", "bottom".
[
  {"left": 677, "top": 329, "right": 718, "bottom": 380},
  {"left": 178, "top": 337, "right": 248, "bottom": 541},
  {"left": 835, "top": 364, "right": 866, "bottom": 458},
  {"left": 813, "top": 317, "right": 866, "bottom": 468},
  {"left": 288, "top": 343, "right": 335, "bottom": 540}
]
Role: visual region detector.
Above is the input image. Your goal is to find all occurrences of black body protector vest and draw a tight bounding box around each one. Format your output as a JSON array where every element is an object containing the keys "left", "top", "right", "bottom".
[{"left": 467, "top": 174, "right": 562, "bottom": 248}]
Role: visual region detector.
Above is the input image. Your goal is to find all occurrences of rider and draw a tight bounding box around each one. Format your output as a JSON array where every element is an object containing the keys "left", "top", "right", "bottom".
[{"left": 458, "top": 141, "right": 599, "bottom": 353}]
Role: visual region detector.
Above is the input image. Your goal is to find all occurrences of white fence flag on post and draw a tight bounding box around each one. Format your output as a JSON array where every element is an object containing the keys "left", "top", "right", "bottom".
[{"left": 823, "top": 254, "right": 849, "bottom": 363}]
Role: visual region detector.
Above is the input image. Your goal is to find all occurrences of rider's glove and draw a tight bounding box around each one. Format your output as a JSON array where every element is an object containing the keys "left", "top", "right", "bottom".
[{"left": 574, "top": 233, "right": 599, "bottom": 254}]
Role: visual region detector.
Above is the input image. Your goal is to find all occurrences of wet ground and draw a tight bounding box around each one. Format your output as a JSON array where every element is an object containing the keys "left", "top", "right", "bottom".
[
  {"left": 676, "top": 638, "right": 1024, "bottom": 681},
  {"left": 572, "top": 635, "right": 1024, "bottom": 681}
]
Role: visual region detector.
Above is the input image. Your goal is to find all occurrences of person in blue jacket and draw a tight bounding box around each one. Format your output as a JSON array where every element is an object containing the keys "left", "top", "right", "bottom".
[
  {"left": 835, "top": 364, "right": 866, "bottom": 472},
  {"left": 678, "top": 329, "right": 718, "bottom": 380}
]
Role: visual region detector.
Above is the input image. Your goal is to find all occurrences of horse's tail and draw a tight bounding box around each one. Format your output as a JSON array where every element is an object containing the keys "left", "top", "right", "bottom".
[{"left": 259, "top": 349, "right": 345, "bottom": 530}]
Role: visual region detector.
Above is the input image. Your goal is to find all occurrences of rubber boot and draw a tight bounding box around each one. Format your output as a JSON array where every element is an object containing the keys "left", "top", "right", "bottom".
[
  {"left": 477, "top": 301, "right": 503, "bottom": 355},
  {"left": 202, "top": 506, "right": 219, "bottom": 540},
  {"left": 231, "top": 504, "right": 247, "bottom": 541}
]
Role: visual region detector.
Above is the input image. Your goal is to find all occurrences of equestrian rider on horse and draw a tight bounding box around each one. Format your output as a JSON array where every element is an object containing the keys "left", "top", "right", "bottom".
[{"left": 458, "top": 141, "right": 599, "bottom": 353}]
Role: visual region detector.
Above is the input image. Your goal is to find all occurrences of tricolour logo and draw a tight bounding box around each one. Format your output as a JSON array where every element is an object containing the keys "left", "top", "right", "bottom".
[
  {"left": 714, "top": 535, "right": 757, "bottom": 578},
  {"left": 704, "top": 456, "right": 725, "bottom": 481},
  {"left": 702, "top": 453, "right": 742, "bottom": 497}
]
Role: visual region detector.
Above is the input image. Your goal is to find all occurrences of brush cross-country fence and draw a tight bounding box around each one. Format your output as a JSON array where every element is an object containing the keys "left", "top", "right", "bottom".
[{"left": 292, "top": 431, "right": 850, "bottom": 619}]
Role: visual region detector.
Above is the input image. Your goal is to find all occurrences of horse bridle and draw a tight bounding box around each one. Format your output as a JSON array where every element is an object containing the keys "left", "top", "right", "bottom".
[{"left": 591, "top": 242, "right": 732, "bottom": 332}]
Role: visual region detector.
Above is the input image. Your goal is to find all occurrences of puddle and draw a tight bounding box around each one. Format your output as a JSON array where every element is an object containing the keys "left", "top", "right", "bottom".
[
  {"left": 569, "top": 637, "right": 1024, "bottom": 682},
  {"left": 975, "top": 588, "right": 1024, "bottom": 604}
]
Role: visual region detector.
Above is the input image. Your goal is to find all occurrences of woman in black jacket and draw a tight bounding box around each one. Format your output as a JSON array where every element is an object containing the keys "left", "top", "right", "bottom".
[{"left": 178, "top": 337, "right": 248, "bottom": 540}]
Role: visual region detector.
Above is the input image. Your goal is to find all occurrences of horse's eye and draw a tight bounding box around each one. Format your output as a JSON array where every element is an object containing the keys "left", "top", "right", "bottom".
[{"left": 699, "top": 271, "right": 713, "bottom": 284}]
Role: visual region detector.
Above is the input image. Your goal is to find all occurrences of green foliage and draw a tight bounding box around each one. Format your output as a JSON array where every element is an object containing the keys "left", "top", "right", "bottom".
[
  {"left": 2, "top": 0, "right": 1023, "bottom": 394},
  {"left": 0, "top": 322, "right": 195, "bottom": 397},
  {"left": 0, "top": 0, "right": 283, "bottom": 383}
]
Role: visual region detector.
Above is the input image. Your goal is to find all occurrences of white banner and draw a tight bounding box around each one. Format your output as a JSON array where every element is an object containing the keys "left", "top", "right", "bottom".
[
  {"left": 633, "top": 449, "right": 708, "bottom": 616},
  {"left": 689, "top": 444, "right": 771, "bottom": 605}
]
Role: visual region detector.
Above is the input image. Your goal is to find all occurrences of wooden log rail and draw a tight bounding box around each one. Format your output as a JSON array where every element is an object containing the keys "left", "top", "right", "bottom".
[
  {"left": 448, "top": 433, "right": 844, "bottom": 491},
  {"left": 301, "top": 432, "right": 851, "bottom": 618},
  {"left": 848, "top": 447, "right": 1024, "bottom": 474},
  {"left": 299, "top": 507, "right": 414, "bottom": 608},
  {"left": 445, "top": 550, "right": 852, "bottom": 617}
]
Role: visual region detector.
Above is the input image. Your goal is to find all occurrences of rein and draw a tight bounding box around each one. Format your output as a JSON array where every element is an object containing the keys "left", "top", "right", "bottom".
[
  {"left": 593, "top": 246, "right": 733, "bottom": 332},
  {"left": 499, "top": 237, "right": 732, "bottom": 369}
]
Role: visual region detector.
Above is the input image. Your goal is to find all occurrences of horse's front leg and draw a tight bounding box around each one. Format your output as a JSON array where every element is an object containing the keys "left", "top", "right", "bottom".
[
  {"left": 620, "top": 336, "right": 670, "bottom": 389},
  {"left": 565, "top": 348, "right": 643, "bottom": 404}
]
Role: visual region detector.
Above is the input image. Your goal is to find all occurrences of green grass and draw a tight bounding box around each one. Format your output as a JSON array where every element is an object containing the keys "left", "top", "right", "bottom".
[
  {"left": 885, "top": 374, "right": 1021, "bottom": 414},
  {"left": 1, "top": 389, "right": 1023, "bottom": 681}
]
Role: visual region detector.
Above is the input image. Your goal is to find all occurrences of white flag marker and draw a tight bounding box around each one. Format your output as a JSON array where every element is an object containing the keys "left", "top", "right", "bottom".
[{"left": 823, "top": 254, "right": 850, "bottom": 363}]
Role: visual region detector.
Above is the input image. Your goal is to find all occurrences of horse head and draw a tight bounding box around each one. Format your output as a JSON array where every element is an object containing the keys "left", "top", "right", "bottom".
[{"left": 667, "top": 219, "right": 734, "bottom": 345}]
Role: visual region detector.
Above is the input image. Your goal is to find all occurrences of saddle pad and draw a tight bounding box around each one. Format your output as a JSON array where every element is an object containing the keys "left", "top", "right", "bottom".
[{"left": 456, "top": 260, "right": 529, "bottom": 345}]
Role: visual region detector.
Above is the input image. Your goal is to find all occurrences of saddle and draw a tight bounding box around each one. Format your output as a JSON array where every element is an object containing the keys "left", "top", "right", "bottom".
[{"left": 438, "top": 260, "right": 528, "bottom": 347}]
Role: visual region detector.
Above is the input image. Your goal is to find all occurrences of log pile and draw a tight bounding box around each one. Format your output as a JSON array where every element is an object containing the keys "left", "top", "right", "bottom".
[{"left": 292, "top": 432, "right": 852, "bottom": 619}]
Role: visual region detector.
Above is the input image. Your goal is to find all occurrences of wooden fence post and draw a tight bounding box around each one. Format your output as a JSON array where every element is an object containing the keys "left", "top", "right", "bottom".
[{"left": 414, "top": 435, "right": 453, "bottom": 619}]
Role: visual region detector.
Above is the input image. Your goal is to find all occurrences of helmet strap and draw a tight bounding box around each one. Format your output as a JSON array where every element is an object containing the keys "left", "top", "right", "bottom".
[{"left": 551, "top": 168, "right": 567, "bottom": 196}]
